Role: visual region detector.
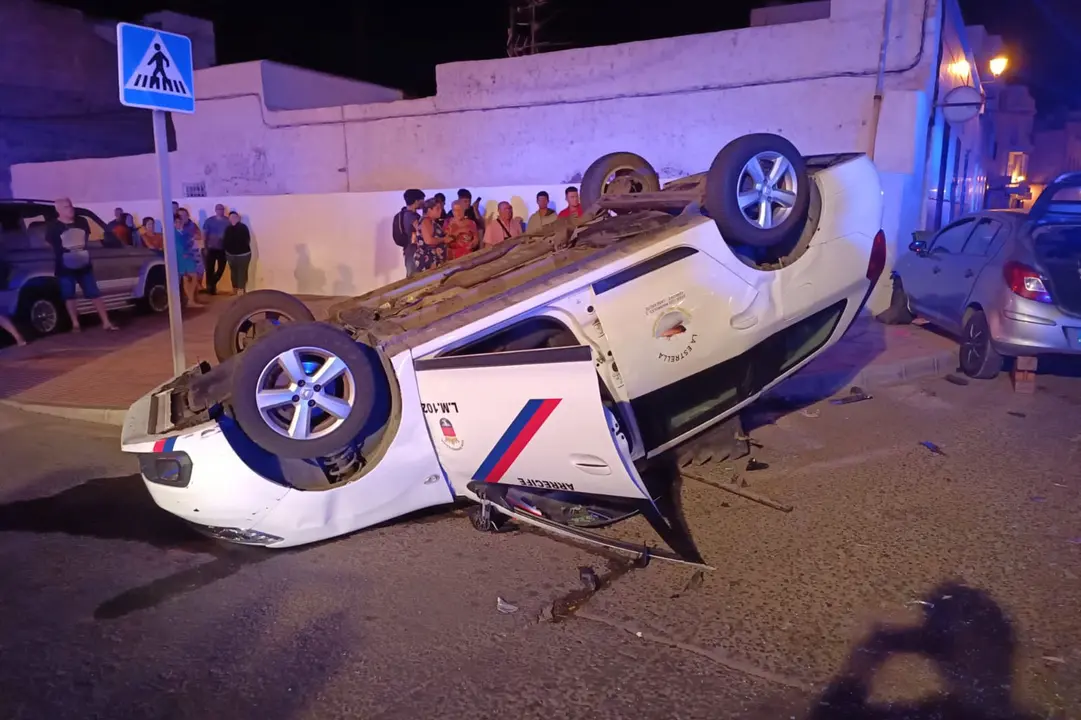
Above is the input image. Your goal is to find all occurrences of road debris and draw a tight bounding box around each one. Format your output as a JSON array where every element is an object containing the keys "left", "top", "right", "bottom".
[
  {"left": 496, "top": 597, "right": 519, "bottom": 614},
  {"left": 798, "top": 408, "right": 821, "bottom": 418},
  {"left": 831, "top": 387, "right": 873, "bottom": 405},
  {"left": 579, "top": 566, "right": 600, "bottom": 592},
  {"left": 906, "top": 600, "right": 935, "bottom": 609},
  {"left": 1042, "top": 656, "right": 1067, "bottom": 664},
  {"left": 1031, "top": 496, "right": 1046, "bottom": 503},
  {"left": 683, "top": 471, "right": 794, "bottom": 513},
  {"left": 1067, "top": 538, "right": 1081, "bottom": 545},
  {"left": 920, "top": 441, "right": 946, "bottom": 456},
  {"left": 945, "top": 374, "right": 970, "bottom": 386},
  {"left": 670, "top": 570, "right": 706, "bottom": 599},
  {"left": 1007, "top": 411, "right": 1027, "bottom": 418},
  {"left": 745, "top": 458, "right": 769, "bottom": 472}
]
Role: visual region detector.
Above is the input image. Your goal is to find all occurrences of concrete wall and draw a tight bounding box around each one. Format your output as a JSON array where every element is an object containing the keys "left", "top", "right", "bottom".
[
  {"left": 13, "top": 0, "right": 935, "bottom": 202},
  {"left": 260, "top": 62, "right": 403, "bottom": 111},
  {"left": 750, "top": 1, "right": 831, "bottom": 26}
]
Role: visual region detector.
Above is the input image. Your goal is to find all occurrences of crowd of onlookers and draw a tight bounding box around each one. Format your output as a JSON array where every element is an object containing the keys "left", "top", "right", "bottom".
[
  {"left": 392, "top": 186, "right": 584, "bottom": 276},
  {"left": 109, "top": 201, "right": 254, "bottom": 307}
]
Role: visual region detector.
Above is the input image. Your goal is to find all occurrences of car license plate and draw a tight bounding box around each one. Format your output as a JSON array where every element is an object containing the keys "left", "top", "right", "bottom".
[{"left": 1066, "top": 327, "right": 1081, "bottom": 349}]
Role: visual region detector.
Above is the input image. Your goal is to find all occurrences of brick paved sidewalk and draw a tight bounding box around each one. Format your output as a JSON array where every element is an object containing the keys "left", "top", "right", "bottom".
[
  {"left": 0, "top": 294, "right": 342, "bottom": 419},
  {"left": 0, "top": 299, "right": 958, "bottom": 424}
]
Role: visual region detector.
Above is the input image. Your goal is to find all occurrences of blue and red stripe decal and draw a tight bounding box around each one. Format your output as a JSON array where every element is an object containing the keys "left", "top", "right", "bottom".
[
  {"left": 152, "top": 436, "right": 178, "bottom": 453},
  {"left": 472, "top": 398, "right": 561, "bottom": 483}
]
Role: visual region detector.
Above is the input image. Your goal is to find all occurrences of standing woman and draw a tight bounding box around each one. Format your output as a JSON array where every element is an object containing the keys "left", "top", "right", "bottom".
[
  {"left": 413, "top": 198, "right": 447, "bottom": 272},
  {"left": 443, "top": 198, "right": 480, "bottom": 260},
  {"left": 173, "top": 214, "right": 205, "bottom": 308},
  {"left": 138, "top": 216, "right": 164, "bottom": 251},
  {"left": 223, "top": 211, "right": 253, "bottom": 294}
]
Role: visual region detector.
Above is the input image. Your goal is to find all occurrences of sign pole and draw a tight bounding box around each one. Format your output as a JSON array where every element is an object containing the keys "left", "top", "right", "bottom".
[{"left": 151, "top": 110, "right": 186, "bottom": 376}]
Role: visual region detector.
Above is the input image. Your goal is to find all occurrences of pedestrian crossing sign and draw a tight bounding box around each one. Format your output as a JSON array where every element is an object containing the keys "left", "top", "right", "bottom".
[{"left": 116, "top": 22, "right": 195, "bottom": 114}]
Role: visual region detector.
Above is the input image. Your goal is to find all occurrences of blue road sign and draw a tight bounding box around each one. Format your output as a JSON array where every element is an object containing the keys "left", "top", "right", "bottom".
[{"left": 116, "top": 22, "right": 195, "bottom": 114}]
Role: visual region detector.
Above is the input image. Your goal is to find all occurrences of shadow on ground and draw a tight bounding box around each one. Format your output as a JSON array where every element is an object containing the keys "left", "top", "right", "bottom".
[
  {"left": 0, "top": 473, "right": 274, "bottom": 619},
  {"left": 805, "top": 582, "right": 1040, "bottom": 720}
]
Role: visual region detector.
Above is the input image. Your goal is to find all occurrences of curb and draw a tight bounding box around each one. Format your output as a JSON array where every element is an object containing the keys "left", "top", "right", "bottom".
[
  {"left": 0, "top": 399, "right": 126, "bottom": 427},
  {"left": 767, "top": 348, "right": 957, "bottom": 403}
]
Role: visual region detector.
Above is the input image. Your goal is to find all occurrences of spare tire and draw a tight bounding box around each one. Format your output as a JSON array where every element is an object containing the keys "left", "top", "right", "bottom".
[
  {"left": 213, "top": 290, "right": 316, "bottom": 362},
  {"left": 230, "top": 322, "right": 379, "bottom": 459},
  {"left": 580, "top": 151, "right": 661, "bottom": 208},
  {"left": 705, "top": 134, "right": 811, "bottom": 249}
]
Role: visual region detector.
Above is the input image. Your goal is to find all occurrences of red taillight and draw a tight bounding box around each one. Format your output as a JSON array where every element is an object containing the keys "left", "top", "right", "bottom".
[
  {"left": 866, "top": 230, "right": 887, "bottom": 282},
  {"left": 1003, "top": 261, "right": 1053, "bottom": 304}
]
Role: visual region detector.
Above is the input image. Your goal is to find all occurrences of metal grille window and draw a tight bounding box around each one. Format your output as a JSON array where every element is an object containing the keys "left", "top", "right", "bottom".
[{"left": 182, "top": 181, "right": 207, "bottom": 198}]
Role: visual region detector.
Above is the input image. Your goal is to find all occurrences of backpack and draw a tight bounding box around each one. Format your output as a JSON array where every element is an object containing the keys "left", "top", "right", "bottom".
[{"left": 392, "top": 209, "right": 412, "bottom": 248}]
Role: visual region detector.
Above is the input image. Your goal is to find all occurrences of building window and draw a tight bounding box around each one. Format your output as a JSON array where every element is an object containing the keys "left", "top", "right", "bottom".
[{"left": 1007, "top": 152, "right": 1028, "bottom": 184}]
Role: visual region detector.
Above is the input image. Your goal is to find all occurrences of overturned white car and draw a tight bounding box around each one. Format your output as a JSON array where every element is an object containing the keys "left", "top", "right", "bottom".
[{"left": 121, "top": 134, "right": 886, "bottom": 564}]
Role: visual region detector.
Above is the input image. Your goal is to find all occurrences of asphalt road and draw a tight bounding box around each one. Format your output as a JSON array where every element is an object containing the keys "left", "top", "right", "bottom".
[{"left": 0, "top": 370, "right": 1079, "bottom": 719}]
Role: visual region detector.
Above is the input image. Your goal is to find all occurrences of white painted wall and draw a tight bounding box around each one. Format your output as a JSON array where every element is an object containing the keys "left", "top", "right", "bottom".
[
  {"left": 12, "top": 0, "right": 933, "bottom": 202},
  {"left": 13, "top": 0, "right": 986, "bottom": 316}
]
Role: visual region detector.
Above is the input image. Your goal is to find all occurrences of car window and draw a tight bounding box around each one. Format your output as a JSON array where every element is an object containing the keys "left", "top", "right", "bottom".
[
  {"left": 77, "top": 212, "right": 106, "bottom": 245},
  {"left": 0, "top": 208, "right": 21, "bottom": 232},
  {"left": 930, "top": 219, "right": 976, "bottom": 254},
  {"left": 961, "top": 219, "right": 1003, "bottom": 257}
]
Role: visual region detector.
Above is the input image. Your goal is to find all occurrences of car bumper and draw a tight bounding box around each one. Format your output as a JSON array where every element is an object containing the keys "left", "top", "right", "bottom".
[
  {"left": 121, "top": 352, "right": 453, "bottom": 549},
  {"left": 0, "top": 289, "right": 18, "bottom": 317},
  {"left": 988, "top": 304, "right": 1081, "bottom": 356},
  {"left": 122, "top": 387, "right": 292, "bottom": 538}
]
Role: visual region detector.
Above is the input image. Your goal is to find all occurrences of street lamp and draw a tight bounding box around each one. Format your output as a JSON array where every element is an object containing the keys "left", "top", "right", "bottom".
[{"left": 989, "top": 55, "right": 1009, "bottom": 77}]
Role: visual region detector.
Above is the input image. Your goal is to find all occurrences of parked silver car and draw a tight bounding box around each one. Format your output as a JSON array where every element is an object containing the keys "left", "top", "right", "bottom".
[
  {"left": 0, "top": 199, "right": 168, "bottom": 336},
  {"left": 881, "top": 173, "right": 1081, "bottom": 378}
]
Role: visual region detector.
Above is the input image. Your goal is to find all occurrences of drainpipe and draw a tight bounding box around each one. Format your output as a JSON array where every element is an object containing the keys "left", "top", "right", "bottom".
[{"left": 868, "top": 0, "right": 895, "bottom": 161}]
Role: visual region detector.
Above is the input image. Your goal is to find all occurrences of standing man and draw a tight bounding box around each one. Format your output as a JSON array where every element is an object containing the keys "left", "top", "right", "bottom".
[
  {"left": 558, "top": 186, "right": 583, "bottom": 219},
  {"left": 393, "top": 189, "right": 425, "bottom": 278},
  {"left": 46, "top": 198, "right": 117, "bottom": 332},
  {"left": 201, "top": 203, "right": 230, "bottom": 294},
  {"left": 526, "top": 190, "right": 558, "bottom": 232},
  {"left": 457, "top": 188, "right": 485, "bottom": 231},
  {"left": 105, "top": 207, "right": 131, "bottom": 245}
]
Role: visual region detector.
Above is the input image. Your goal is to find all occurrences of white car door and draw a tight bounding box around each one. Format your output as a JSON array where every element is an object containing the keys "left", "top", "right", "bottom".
[{"left": 412, "top": 345, "right": 649, "bottom": 502}]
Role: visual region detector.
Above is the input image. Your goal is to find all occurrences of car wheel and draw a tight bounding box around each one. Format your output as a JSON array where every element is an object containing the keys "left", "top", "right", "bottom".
[
  {"left": 580, "top": 151, "right": 661, "bottom": 208},
  {"left": 876, "top": 276, "right": 915, "bottom": 325},
  {"left": 213, "top": 289, "right": 316, "bottom": 362},
  {"left": 18, "top": 288, "right": 68, "bottom": 337},
  {"left": 230, "top": 322, "right": 379, "bottom": 459},
  {"left": 142, "top": 269, "right": 169, "bottom": 314},
  {"left": 705, "top": 133, "right": 811, "bottom": 249},
  {"left": 959, "top": 310, "right": 1003, "bottom": 379}
]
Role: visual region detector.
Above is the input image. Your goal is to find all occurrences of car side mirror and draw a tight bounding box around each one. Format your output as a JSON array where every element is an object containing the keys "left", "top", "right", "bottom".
[{"left": 909, "top": 232, "right": 930, "bottom": 255}]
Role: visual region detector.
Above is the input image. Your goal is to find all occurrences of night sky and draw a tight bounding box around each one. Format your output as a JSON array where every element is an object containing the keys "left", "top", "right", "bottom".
[{"left": 58, "top": 0, "right": 1081, "bottom": 113}]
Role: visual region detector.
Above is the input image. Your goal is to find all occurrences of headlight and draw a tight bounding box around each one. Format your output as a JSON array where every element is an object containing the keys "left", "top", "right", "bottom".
[{"left": 137, "top": 452, "right": 192, "bottom": 488}]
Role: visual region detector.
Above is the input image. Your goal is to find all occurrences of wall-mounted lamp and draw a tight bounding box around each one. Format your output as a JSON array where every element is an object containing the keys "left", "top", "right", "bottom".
[
  {"left": 948, "top": 59, "right": 971, "bottom": 77},
  {"left": 989, "top": 55, "right": 1009, "bottom": 77}
]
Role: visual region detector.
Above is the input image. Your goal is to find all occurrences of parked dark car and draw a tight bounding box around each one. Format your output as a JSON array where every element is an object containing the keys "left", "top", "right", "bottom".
[{"left": 0, "top": 199, "right": 168, "bottom": 336}]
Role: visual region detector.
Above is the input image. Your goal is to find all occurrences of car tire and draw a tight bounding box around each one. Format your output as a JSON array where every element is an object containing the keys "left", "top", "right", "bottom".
[
  {"left": 17, "top": 286, "right": 69, "bottom": 337},
  {"left": 580, "top": 152, "right": 661, "bottom": 208},
  {"left": 213, "top": 289, "right": 316, "bottom": 362},
  {"left": 705, "top": 133, "right": 811, "bottom": 249},
  {"left": 141, "top": 268, "right": 169, "bottom": 314},
  {"left": 959, "top": 310, "right": 1003, "bottom": 379},
  {"left": 876, "top": 276, "right": 915, "bottom": 325},
  {"left": 230, "top": 322, "right": 380, "bottom": 459}
]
